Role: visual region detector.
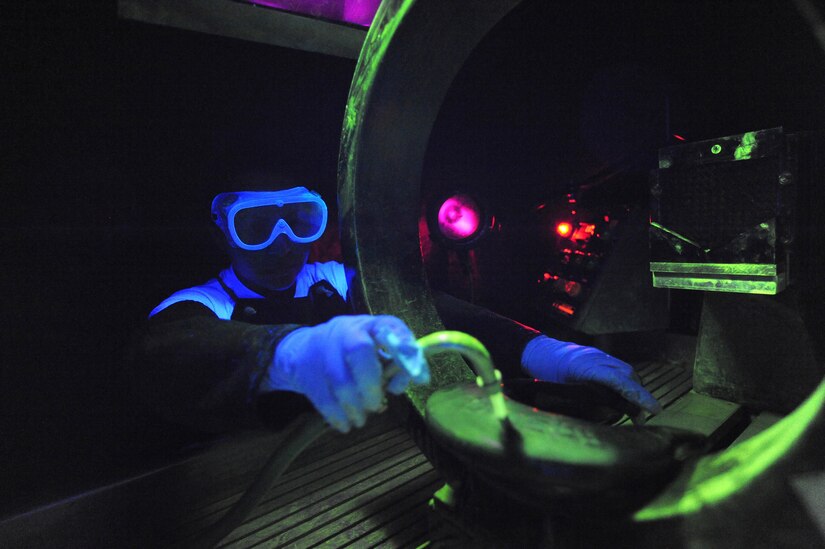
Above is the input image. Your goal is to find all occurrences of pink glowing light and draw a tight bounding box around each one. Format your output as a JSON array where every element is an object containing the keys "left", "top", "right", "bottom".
[
  {"left": 437, "top": 195, "right": 481, "bottom": 241},
  {"left": 248, "top": 0, "right": 381, "bottom": 27},
  {"left": 343, "top": 0, "right": 381, "bottom": 26}
]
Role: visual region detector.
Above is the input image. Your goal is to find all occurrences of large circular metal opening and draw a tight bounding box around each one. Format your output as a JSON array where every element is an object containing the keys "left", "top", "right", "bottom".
[
  {"left": 338, "top": 0, "right": 825, "bottom": 541},
  {"left": 337, "top": 0, "right": 525, "bottom": 410}
]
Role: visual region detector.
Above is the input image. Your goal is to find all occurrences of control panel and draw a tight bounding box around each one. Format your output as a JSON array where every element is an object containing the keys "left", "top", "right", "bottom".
[{"left": 533, "top": 194, "right": 631, "bottom": 323}]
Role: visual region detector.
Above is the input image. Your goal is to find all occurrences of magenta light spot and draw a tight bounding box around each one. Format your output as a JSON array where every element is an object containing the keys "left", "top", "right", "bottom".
[
  {"left": 248, "top": 0, "right": 381, "bottom": 27},
  {"left": 437, "top": 194, "right": 481, "bottom": 240},
  {"left": 343, "top": 0, "right": 382, "bottom": 26}
]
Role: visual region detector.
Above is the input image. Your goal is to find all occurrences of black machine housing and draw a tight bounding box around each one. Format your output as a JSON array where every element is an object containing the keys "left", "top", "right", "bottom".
[{"left": 649, "top": 127, "right": 811, "bottom": 295}]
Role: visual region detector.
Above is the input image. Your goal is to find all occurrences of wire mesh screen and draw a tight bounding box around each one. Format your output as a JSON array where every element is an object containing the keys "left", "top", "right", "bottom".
[{"left": 658, "top": 156, "right": 780, "bottom": 251}]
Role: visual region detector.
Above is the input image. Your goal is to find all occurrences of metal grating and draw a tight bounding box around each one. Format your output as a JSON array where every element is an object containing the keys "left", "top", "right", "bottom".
[
  {"left": 170, "top": 415, "right": 442, "bottom": 548},
  {"left": 619, "top": 360, "right": 693, "bottom": 425},
  {"left": 0, "top": 361, "right": 695, "bottom": 548},
  {"left": 658, "top": 156, "right": 780, "bottom": 250},
  {"left": 179, "top": 362, "right": 691, "bottom": 547}
]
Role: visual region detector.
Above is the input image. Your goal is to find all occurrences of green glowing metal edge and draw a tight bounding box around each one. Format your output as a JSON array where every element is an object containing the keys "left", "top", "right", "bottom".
[
  {"left": 650, "top": 261, "right": 785, "bottom": 294},
  {"left": 341, "top": 0, "right": 416, "bottom": 158},
  {"left": 634, "top": 378, "right": 825, "bottom": 520},
  {"left": 650, "top": 263, "right": 777, "bottom": 276},
  {"left": 651, "top": 275, "right": 780, "bottom": 294},
  {"left": 338, "top": 0, "right": 435, "bottom": 416},
  {"left": 650, "top": 221, "right": 708, "bottom": 251}
]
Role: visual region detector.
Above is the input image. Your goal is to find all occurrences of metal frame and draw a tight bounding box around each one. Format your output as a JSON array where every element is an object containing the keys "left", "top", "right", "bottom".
[
  {"left": 118, "top": 0, "right": 367, "bottom": 59},
  {"left": 337, "top": 0, "right": 523, "bottom": 412}
]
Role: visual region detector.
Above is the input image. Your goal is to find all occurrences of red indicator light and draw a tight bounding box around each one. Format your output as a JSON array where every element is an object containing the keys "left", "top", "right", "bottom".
[
  {"left": 564, "top": 280, "right": 582, "bottom": 297},
  {"left": 552, "top": 302, "right": 575, "bottom": 316},
  {"left": 556, "top": 222, "right": 573, "bottom": 237},
  {"left": 673, "top": 134, "right": 686, "bottom": 141},
  {"left": 571, "top": 222, "right": 597, "bottom": 241}
]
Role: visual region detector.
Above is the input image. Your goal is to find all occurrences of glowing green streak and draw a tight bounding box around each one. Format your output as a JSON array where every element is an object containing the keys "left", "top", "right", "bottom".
[
  {"left": 634, "top": 378, "right": 825, "bottom": 520},
  {"left": 341, "top": 0, "right": 415, "bottom": 145},
  {"left": 650, "top": 222, "right": 707, "bottom": 251},
  {"left": 733, "top": 131, "right": 757, "bottom": 160}
]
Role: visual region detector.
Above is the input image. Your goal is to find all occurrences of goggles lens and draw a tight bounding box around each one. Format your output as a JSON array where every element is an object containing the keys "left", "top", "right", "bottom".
[
  {"left": 233, "top": 201, "right": 326, "bottom": 246},
  {"left": 213, "top": 188, "right": 328, "bottom": 250}
]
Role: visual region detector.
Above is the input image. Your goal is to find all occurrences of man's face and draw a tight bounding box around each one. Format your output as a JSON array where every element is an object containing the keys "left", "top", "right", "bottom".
[
  {"left": 226, "top": 233, "right": 310, "bottom": 292},
  {"left": 212, "top": 187, "right": 327, "bottom": 292}
]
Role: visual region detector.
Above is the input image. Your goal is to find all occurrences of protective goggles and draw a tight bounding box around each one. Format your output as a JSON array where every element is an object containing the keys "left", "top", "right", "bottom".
[{"left": 211, "top": 187, "right": 328, "bottom": 250}]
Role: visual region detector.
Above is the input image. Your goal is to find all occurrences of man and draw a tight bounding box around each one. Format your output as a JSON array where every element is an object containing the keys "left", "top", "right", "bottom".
[{"left": 131, "top": 186, "right": 659, "bottom": 434}]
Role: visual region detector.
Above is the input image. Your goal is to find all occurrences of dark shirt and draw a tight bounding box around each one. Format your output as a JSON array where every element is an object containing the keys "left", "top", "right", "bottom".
[{"left": 128, "top": 270, "right": 539, "bottom": 433}]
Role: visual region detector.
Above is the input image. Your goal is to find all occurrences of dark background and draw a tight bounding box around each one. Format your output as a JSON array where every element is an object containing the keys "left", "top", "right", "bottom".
[
  {"left": 1, "top": 3, "right": 355, "bottom": 515},
  {"left": 2, "top": 0, "right": 824, "bottom": 516},
  {"left": 422, "top": 1, "right": 825, "bottom": 326}
]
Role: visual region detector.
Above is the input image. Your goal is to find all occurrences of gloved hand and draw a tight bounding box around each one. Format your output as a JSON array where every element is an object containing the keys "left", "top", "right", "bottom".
[
  {"left": 521, "top": 335, "right": 662, "bottom": 415},
  {"left": 261, "top": 315, "right": 430, "bottom": 432}
]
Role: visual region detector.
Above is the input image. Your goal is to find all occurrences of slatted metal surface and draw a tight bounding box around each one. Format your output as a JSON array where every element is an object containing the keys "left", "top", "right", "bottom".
[
  {"left": 0, "top": 361, "right": 694, "bottom": 549},
  {"left": 183, "top": 362, "right": 691, "bottom": 547},
  {"left": 170, "top": 415, "right": 442, "bottom": 548},
  {"left": 626, "top": 360, "right": 694, "bottom": 420}
]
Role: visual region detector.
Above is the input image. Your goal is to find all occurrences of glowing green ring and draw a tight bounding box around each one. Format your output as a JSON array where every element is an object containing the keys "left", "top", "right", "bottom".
[{"left": 711, "top": 144, "right": 722, "bottom": 154}]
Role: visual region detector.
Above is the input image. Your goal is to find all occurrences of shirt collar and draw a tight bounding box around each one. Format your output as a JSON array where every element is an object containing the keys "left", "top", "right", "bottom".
[
  {"left": 220, "top": 266, "right": 265, "bottom": 299},
  {"left": 221, "top": 265, "right": 303, "bottom": 300}
]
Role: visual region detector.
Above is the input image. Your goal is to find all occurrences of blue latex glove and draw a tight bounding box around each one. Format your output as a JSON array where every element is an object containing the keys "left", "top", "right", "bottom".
[
  {"left": 261, "top": 315, "right": 430, "bottom": 432},
  {"left": 521, "top": 335, "right": 662, "bottom": 415}
]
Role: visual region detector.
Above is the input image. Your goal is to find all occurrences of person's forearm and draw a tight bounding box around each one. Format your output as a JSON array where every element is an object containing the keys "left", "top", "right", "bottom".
[
  {"left": 432, "top": 291, "right": 541, "bottom": 378},
  {"left": 127, "top": 305, "right": 302, "bottom": 432}
]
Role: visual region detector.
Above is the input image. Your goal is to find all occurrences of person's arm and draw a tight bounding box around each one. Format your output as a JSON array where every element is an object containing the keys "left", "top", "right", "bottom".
[
  {"left": 127, "top": 301, "right": 305, "bottom": 433},
  {"left": 432, "top": 291, "right": 661, "bottom": 414},
  {"left": 432, "top": 290, "right": 540, "bottom": 378},
  {"left": 128, "top": 302, "right": 430, "bottom": 434}
]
